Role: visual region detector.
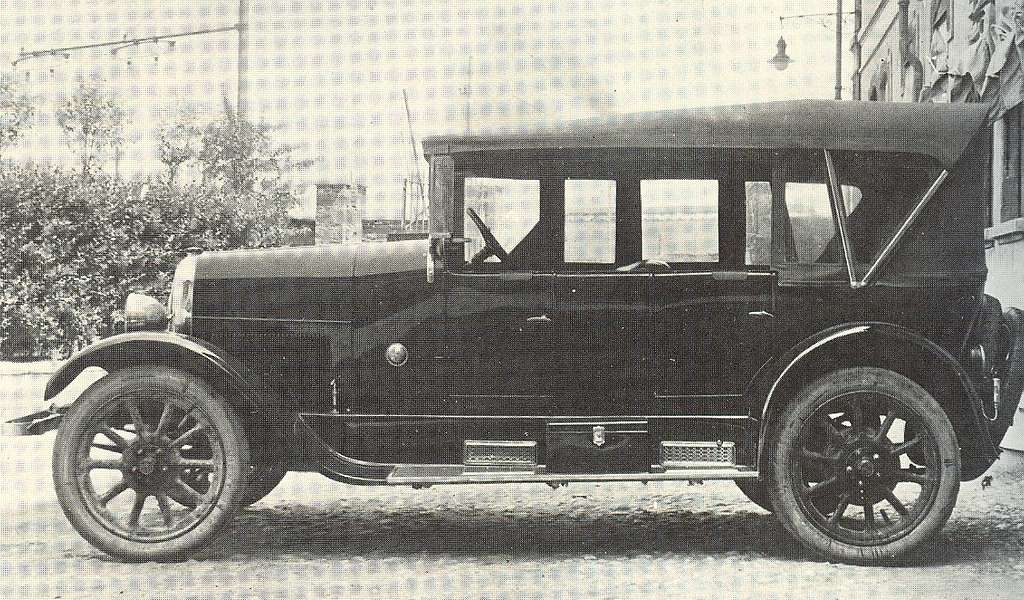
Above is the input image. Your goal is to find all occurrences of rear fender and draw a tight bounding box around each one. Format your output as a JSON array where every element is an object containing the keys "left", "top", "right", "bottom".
[
  {"left": 44, "top": 332, "right": 274, "bottom": 416},
  {"left": 752, "top": 322, "right": 999, "bottom": 480}
]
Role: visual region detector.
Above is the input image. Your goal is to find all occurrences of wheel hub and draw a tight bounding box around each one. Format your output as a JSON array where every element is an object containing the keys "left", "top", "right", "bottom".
[
  {"left": 123, "top": 439, "right": 177, "bottom": 485},
  {"left": 856, "top": 457, "right": 876, "bottom": 478},
  {"left": 832, "top": 433, "right": 898, "bottom": 505}
]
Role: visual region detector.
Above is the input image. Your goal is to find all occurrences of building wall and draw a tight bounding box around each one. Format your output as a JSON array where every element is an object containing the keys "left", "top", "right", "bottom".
[
  {"left": 315, "top": 183, "right": 366, "bottom": 245},
  {"left": 859, "top": 0, "right": 1024, "bottom": 449}
]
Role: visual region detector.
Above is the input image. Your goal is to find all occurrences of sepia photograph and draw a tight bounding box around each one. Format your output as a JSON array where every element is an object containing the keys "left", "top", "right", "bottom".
[{"left": 2, "top": 1, "right": 1024, "bottom": 598}]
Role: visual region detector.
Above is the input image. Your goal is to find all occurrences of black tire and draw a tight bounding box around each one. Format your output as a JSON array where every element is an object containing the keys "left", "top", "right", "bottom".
[
  {"left": 767, "top": 367, "right": 960, "bottom": 565},
  {"left": 171, "top": 430, "right": 289, "bottom": 509},
  {"left": 241, "top": 456, "right": 289, "bottom": 507},
  {"left": 735, "top": 478, "right": 773, "bottom": 512},
  {"left": 52, "top": 366, "right": 251, "bottom": 561}
]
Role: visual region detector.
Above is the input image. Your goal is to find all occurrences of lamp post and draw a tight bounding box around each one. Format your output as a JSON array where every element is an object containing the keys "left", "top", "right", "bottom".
[{"left": 770, "top": 0, "right": 862, "bottom": 100}]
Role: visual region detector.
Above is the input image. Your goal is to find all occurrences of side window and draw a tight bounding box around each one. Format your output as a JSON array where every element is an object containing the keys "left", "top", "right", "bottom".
[
  {"left": 745, "top": 181, "right": 772, "bottom": 266},
  {"left": 463, "top": 177, "right": 540, "bottom": 263},
  {"left": 565, "top": 179, "right": 616, "bottom": 264},
  {"left": 640, "top": 179, "right": 719, "bottom": 263},
  {"left": 783, "top": 182, "right": 862, "bottom": 263}
]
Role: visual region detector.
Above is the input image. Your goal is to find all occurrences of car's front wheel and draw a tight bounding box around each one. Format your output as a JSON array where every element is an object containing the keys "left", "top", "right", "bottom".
[
  {"left": 52, "top": 366, "right": 250, "bottom": 561},
  {"left": 767, "top": 367, "right": 960, "bottom": 564},
  {"left": 241, "top": 455, "right": 289, "bottom": 507}
]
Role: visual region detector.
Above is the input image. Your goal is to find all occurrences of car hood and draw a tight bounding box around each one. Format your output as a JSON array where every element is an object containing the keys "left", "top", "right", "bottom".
[{"left": 195, "top": 239, "right": 429, "bottom": 281}]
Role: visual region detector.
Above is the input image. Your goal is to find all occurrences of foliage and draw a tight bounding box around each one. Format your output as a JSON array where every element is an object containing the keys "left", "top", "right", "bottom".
[
  {"left": 157, "top": 115, "right": 200, "bottom": 185},
  {"left": 55, "top": 84, "right": 124, "bottom": 174},
  {"left": 0, "top": 165, "right": 295, "bottom": 358},
  {"left": 0, "top": 73, "right": 36, "bottom": 160},
  {"left": 196, "top": 99, "right": 312, "bottom": 193}
]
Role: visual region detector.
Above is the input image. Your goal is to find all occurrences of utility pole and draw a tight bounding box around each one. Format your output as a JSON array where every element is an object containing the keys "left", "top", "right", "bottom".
[
  {"left": 835, "top": 0, "right": 843, "bottom": 100},
  {"left": 237, "top": 0, "right": 250, "bottom": 120},
  {"left": 852, "top": 0, "right": 863, "bottom": 100}
]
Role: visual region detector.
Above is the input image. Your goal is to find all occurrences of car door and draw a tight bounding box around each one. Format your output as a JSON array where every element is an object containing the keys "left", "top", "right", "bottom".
[
  {"left": 552, "top": 178, "right": 650, "bottom": 413},
  {"left": 443, "top": 175, "right": 562, "bottom": 412},
  {"left": 644, "top": 177, "right": 776, "bottom": 400}
]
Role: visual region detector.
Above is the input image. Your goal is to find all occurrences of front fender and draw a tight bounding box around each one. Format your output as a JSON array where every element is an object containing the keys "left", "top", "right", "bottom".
[
  {"left": 752, "top": 322, "right": 998, "bottom": 480},
  {"left": 44, "top": 332, "right": 268, "bottom": 414}
]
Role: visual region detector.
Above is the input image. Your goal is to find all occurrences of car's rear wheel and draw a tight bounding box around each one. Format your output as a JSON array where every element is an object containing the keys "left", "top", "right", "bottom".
[
  {"left": 52, "top": 366, "right": 250, "bottom": 561},
  {"left": 767, "top": 367, "right": 960, "bottom": 564}
]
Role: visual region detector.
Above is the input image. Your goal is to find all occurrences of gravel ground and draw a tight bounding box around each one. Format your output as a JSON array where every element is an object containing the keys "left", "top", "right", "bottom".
[{"left": 2, "top": 369, "right": 1024, "bottom": 599}]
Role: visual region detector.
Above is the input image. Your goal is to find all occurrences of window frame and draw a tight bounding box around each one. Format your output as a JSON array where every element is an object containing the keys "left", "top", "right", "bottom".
[
  {"left": 563, "top": 178, "right": 618, "bottom": 267},
  {"left": 638, "top": 177, "right": 722, "bottom": 267},
  {"left": 770, "top": 150, "right": 858, "bottom": 285},
  {"left": 447, "top": 149, "right": 782, "bottom": 276},
  {"left": 770, "top": 149, "right": 950, "bottom": 288}
]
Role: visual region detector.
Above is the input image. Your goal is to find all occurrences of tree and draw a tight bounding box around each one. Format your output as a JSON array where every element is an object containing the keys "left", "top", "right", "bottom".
[
  {"left": 196, "top": 98, "right": 310, "bottom": 193},
  {"left": 0, "top": 73, "right": 36, "bottom": 160},
  {"left": 157, "top": 116, "right": 199, "bottom": 185},
  {"left": 55, "top": 84, "right": 124, "bottom": 174}
]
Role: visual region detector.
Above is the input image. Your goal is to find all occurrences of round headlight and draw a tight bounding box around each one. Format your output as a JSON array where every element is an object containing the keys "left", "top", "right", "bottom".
[{"left": 125, "top": 293, "right": 168, "bottom": 331}]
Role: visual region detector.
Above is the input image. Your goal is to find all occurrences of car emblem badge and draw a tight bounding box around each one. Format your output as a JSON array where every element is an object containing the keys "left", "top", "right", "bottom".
[
  {"left": 386, "top": 343, "right": 409, "bottom": 367},
  {"left": 592, "top": 425, "right": 606, "bottom": 447}
]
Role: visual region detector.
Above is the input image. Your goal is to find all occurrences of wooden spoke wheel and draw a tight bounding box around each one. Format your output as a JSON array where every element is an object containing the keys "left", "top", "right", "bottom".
[
  {"left": 768, "top": 367, "right": 960, "bottom": 564},
  {"left": 53, "top": 367, "right": 250, "bottom": 561}
]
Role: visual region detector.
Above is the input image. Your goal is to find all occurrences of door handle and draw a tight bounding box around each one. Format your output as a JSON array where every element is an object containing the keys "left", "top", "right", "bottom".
[
  {"left": 748, "top": 310, "right": 775, "bottom": 318},
  {"left": 526, "top": 314, "right": 552, "bottom": 324}
]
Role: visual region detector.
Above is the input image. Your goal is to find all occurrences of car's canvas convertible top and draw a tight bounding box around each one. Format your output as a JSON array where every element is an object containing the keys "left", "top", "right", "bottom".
[{"left": 423, "top": 100, "right": 991, "bottom": 168}]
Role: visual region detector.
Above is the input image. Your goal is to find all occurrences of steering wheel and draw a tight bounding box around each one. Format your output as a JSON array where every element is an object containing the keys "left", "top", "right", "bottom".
[{"left": 466, "top": 207, "right": 511, "bottom": 264}]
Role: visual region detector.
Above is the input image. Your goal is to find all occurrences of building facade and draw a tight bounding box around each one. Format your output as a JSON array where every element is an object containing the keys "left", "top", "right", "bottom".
[
  {"left": 315, "top": 182, "right": 366, "bottom": 245},
  {"left": 857, "top": 0, "right": 1024, "bottom": 448}
]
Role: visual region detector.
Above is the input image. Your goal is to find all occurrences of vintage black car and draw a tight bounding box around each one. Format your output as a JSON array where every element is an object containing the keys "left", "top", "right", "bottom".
[{"left": 7, "top": 100, "right": 1024, "bottom": 564}]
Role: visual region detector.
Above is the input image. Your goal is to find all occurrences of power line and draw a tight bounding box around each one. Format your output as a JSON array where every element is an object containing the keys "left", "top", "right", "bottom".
[
  {"left": 11, "top": 1, "right": 250, "bottom": 119},
  {"left": 11, "top": 25, "right": 240, "bottom": 66}
]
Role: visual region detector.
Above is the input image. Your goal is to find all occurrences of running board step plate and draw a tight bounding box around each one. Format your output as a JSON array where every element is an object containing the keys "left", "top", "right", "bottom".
[
  {"left": 386, "top": 464, "right": 757, "bottom": 486},
  {"left": 463, "top": 440, "right": 538, "bottom": 469},
  {"left": 659, "top": 441, "right": 736, "bottom": 469}
]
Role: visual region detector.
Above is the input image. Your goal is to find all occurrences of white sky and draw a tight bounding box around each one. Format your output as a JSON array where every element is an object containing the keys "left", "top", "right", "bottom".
[{"left": 1, "top": 0, "right": 855, "bottom": 218}]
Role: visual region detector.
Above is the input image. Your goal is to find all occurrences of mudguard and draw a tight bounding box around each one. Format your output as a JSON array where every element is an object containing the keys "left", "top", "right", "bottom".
[
  {"left": 43, "top": 331, "right": 267, "bottom": 413},
  {"left": 752, "top": 322, "right": 999, "bottom": 480}
]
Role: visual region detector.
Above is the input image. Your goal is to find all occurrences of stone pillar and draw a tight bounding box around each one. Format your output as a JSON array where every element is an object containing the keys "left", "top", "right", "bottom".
[{"left": 315, "top": 183, "right": 366, "bottom": 245}]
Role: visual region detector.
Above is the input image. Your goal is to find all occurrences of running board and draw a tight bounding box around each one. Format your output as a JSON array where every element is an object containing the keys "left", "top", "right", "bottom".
[{"left": 386, "top": 464, "right": 758, "bottom": 486}]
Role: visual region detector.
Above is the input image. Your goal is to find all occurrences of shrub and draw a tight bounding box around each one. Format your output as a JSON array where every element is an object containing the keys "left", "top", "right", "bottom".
[{"left": 0, "top": 165, "right": 293, "bottom": 358}]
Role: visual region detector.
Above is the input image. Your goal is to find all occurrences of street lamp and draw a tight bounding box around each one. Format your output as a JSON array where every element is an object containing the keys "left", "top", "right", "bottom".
[
  {"left": 769, "top": 0, "right": 861, "bottom": 100},
  {"left": 768, "top": 37, "right": 793, "bottom": 71}
]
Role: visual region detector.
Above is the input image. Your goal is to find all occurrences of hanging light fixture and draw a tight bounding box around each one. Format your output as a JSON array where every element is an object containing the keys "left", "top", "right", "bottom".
[{"left": 768, "top": 36, "right": 793, "bottom": 71}]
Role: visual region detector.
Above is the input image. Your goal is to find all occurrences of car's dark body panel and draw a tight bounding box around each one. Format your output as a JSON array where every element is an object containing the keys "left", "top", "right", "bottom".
[
  {"left": 40, "top": 100, "right": 1013, "bottom": 486},
  {"left": 182, "top": 248, "right": 989, "bottom": 469}
]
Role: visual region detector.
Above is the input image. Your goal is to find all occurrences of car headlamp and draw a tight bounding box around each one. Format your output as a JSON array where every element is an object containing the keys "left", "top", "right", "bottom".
[{"left": 124, "top": 293, "right": 169, "bottom": 331}]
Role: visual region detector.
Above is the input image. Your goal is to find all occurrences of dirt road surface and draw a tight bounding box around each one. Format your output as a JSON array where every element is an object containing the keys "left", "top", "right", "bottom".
[{"left": 2, "top": 368, "right": 1024, "bottom": 599}]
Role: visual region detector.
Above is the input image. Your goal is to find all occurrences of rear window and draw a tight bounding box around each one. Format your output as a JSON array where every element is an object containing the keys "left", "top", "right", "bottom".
[
  {"left": 784, "top": 182, "right": 862, "bottom": 263},
  {"left": 775, "top": 150, "right": 941, "bottom": 270}
]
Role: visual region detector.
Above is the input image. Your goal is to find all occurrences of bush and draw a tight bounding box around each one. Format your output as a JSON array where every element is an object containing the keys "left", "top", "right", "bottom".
[{"left": 0, "top": 165, "right": 293, "bottom": 358}]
